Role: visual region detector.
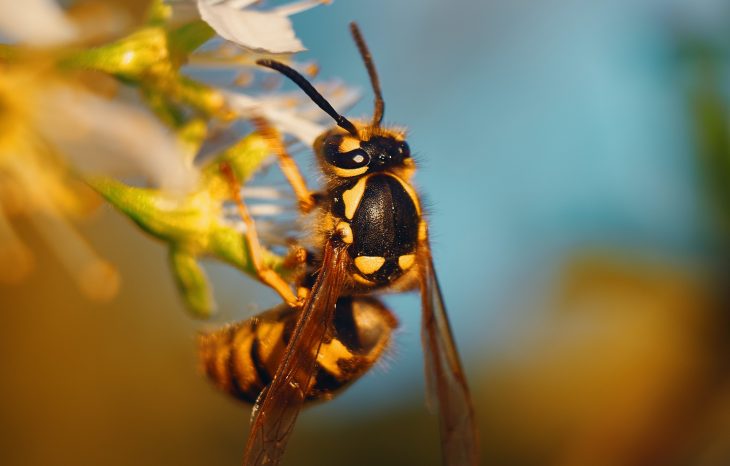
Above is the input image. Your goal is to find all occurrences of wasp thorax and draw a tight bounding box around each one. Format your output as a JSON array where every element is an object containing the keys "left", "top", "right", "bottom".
[{"left": 321, "top": 133, "right": 410, "bottom": 178}]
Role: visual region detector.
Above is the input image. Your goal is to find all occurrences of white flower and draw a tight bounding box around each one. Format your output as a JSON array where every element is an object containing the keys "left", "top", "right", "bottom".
[
  {"left": 0, "top": 68, "right": 121, "bottom": 298},
  {"left": 195, "top": 0, "right": 328, "bottom": 54}
]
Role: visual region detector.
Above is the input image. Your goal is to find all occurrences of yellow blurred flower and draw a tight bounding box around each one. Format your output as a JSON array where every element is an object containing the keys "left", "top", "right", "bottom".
[
  {"left": 0, "top": 0, "right": 349, "bottom": 312},
  {"left": 478, "top": 253, "right": 724, "bottom": 466},
  {"left": 0, "top": 1, "right": 197, "bottom": 300}
]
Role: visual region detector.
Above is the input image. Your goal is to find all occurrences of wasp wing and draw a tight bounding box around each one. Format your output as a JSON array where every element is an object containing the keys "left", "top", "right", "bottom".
[
  {"left": 243, "top": 239, "right": 349, "bottom": 466},
  {"left": 419, "top": 250, "right": 480, "bottom": 466}
]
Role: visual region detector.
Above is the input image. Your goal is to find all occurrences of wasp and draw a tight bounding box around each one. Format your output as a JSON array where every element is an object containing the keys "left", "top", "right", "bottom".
[{"left": 199, "top": 22, "right": 479, "bottom": 466}]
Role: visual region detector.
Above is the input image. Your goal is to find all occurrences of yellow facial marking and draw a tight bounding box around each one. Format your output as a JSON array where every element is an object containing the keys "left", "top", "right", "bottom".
[
  {"left": 354, "top": 256, "right": 386, "bottom": 275},
  {"left": 342, "top": 175, "right": 370, "bottom": 219},
  {"left": 352, "top": 273, "right": 376, "bottom": 286},
  {"left": 339, "top": 136, "right": 361, "bottom": 153},
  {"left": 336, "top": 221, "right": 354, "bottom": 244},
  {"left": 398, "top": 254, "right": 415, "bottom": 271},
  {"left": 332, "top": 166, "right": 368, "bottom": 178}
]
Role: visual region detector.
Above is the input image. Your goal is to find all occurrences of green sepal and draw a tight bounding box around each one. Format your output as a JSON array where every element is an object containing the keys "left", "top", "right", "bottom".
[
  {"left": 202, "top": 133, "right": 274, "bottom": 194},
  {"left": 62, "top": 23, "right": 227, "bottom": 118},
  {"left": 87, "top": 176, "right": 217, "bottom": 247},
  {"left": 86, "top": 133, "right": 298, "bottom": 316},
  {"left": 145, "top": 0, "right": 172, "bottom": 27},
  {"left": 62, "top": 27, "right": 169, "bottom": 81},
  {"left": 178, "top": 118, "right": 209, "bottom": 166},
  {"left": 169, "top": 245, "right": 215, "bottom": 318},
  {"left": 207, "top": 225, "right": 291, "bottom": 280},
  {"left": 167, "top": 21, "right": 216, "bottom": 64}
]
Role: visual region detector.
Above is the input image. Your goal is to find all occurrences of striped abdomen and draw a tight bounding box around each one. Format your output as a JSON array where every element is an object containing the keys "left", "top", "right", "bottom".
[{"left": 199, "top": 296, "right": 398, "bottom": 403}]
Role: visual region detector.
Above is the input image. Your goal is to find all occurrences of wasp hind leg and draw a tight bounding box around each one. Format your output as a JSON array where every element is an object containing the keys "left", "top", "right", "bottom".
[
  {"left": 251, "top": 116, "right": 318, "bottom": 213},
  {"left": 220, "top": 162, "right": 304, "bottom": 308}
]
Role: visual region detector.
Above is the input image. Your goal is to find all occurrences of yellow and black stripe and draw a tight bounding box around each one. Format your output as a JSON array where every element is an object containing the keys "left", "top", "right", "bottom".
[{"left": 199, "top": 296, "right": 398, "bottom": 403}]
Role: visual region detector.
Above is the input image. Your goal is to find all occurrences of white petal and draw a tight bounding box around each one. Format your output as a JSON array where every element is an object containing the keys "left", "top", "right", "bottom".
[
  {"left": 0, "top": 0, "right": 78, "bottom": 45},
  {"left": 197, "top": 0, "right": 305, "bottom": 54},
  {"left": 33, "top": 85, "right": 198, "bottom": 192},
  {"left": 263, "top": 82, "right": 361, "bottom": 123},
  {"left": 271, "top": 0, "right": 329, "bottom": 17},
  {"left": 225, "top": 91, "right": 325, "bottom": 145},
  {"left": 242, "top": 186, "right": 292, "bottom": 200},
  {"left": 248, "top": 203, "right": 287, "bottom": 217},
  {"left": 223, "top": 0, "right": 258, "bottom": 8}
]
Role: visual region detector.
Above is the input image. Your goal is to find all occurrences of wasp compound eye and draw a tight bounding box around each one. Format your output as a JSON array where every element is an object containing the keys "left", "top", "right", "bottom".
[
  {"left": 335, "top": 148, "right": 370, "bottom": 169},
  {"left": 323, "top": 135, "right": 371, "bottom": 176}
]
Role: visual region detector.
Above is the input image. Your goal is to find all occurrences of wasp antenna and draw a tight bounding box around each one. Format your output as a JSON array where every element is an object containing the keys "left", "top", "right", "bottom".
[
  {"left": 256, "top": 59, "right": 359, "bottom": 137},
  {"left": 349, "top": 22, "right": 384, "bottom": 127}
]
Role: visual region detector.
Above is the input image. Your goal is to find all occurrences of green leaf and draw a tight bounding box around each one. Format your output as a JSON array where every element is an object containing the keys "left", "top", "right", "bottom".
[{"left": 202, "top": 133, "right": 273, "bottom": 191}]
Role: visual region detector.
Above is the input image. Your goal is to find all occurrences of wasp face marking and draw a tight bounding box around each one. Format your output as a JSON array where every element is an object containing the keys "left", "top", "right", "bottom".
[
  {"left": 354, "top": 256, "right": 386, "bottom": 275},
  {"left": 339, "top": 136, "right": 361, "bottom": 153},
  {"left": 323, "top": 134, "right": 370, "bottom": 178},
  {"left": 321, "top": 132, "right": 411, "bottom": 179}
]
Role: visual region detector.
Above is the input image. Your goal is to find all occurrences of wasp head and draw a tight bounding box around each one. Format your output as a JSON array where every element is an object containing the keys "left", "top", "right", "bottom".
[{"left": 315, "top": 127, "right": 413, "bottom": 179}]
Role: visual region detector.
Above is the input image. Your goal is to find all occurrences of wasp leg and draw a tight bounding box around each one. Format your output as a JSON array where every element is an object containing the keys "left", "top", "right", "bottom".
[
  {"left": 220, "top": 162, "right": 303, "bottom": 308},
  {"left": 281, "top": 245, "right": 308, "bottom": 271},
  {"left": 251, "top": 116, "right": 318, "bottom": 213}
]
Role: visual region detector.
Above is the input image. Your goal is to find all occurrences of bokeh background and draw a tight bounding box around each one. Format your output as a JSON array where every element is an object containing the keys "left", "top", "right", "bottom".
[{"left": 3, "top": 0, "right": 730, "bottom": 465}]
